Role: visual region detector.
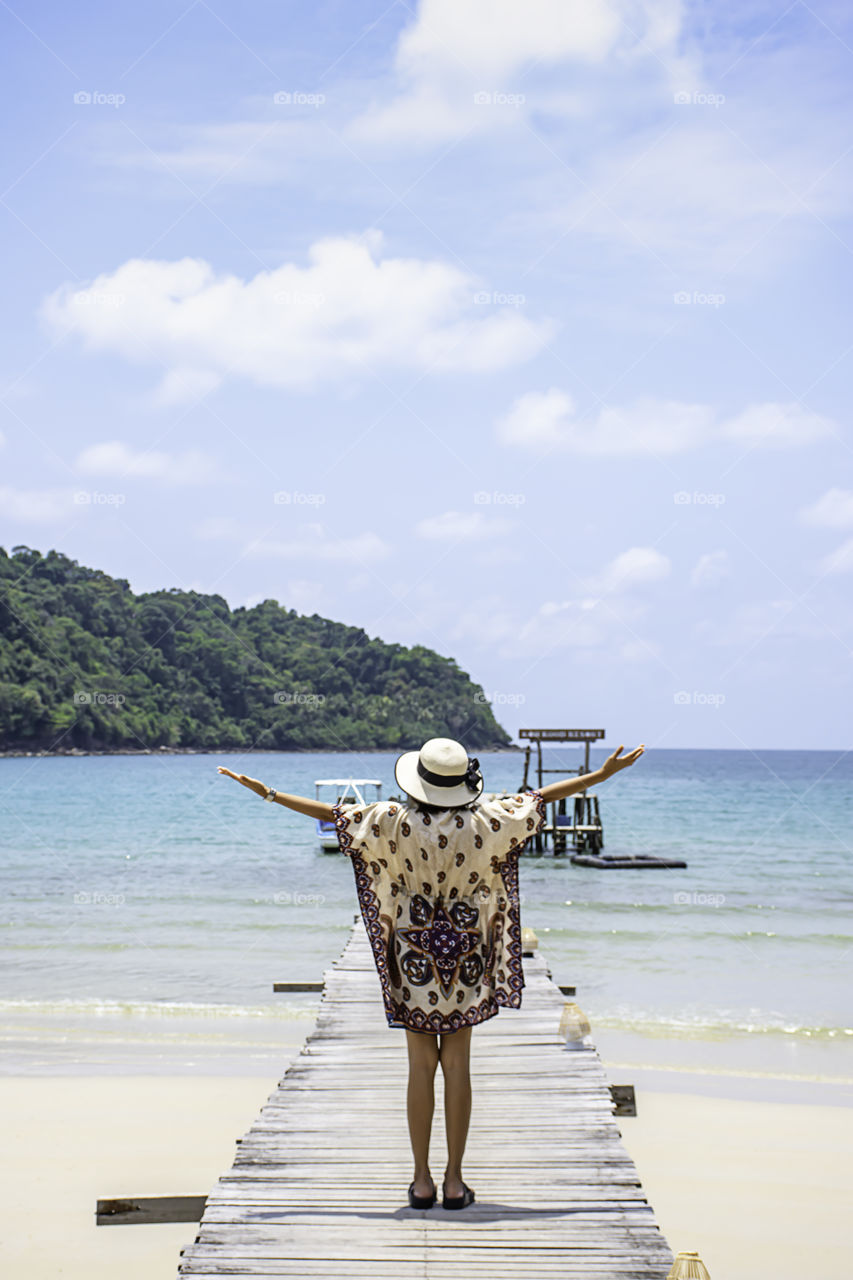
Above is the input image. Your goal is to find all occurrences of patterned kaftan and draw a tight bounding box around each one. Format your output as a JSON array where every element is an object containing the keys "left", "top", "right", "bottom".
[{"left": 331, "top": 789, "right": 547, "bottom": 1034}]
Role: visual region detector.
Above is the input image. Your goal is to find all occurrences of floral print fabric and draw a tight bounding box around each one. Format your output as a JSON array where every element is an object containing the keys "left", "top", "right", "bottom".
[{"left": 331, "top": 789, "right": 547, "bottom": 1034}]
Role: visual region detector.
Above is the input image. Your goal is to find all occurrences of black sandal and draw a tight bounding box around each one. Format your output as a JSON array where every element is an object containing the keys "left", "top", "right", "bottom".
[
  {"left": 442, "top": 1181, "right": 475, "bottom": 1210},
  {"left": 407, "top": 1179, "right": 436, "bottom": 1209}
]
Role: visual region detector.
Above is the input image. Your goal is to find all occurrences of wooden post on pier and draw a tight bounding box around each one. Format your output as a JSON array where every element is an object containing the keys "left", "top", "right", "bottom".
[{"left": 174, "top": 918, "right": 676, "bottom": 1278}]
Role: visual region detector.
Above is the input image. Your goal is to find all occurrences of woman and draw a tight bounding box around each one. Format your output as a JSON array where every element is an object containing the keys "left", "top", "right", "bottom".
[{"left": 218, "top": 735, "right": 644, "bottom": 1211}]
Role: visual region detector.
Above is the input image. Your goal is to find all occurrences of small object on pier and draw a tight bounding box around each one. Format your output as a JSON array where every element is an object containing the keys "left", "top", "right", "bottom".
[
  {"left": 666, "top": 1251, "right": 712, "bottom": 1279},
  {"left": 521, "top": 926, "right": 539, "bottom": 954},
  {"left": 559, "top": 999, "right": 591, "bottom": 1049},
  {"left": 96, "top": 1195, "right": 206, "bottom": 1226},
  {"left": 571, "top": 852, "right": 688, "bottom": 869},
  {"left": 610, "top": 1083, "right": 637, "bottom": 1115}
]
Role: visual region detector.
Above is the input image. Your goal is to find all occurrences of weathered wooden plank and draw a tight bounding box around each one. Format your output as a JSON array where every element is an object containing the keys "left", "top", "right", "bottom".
[{"left": 98, "top": 1195, "right": 207, "bottom": 1225}]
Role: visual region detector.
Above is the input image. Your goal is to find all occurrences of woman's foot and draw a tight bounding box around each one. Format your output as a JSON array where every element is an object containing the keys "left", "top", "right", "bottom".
[
  {"left": 442, "top": 1173, "right": 465, "bottom": 1200},
  {"left": 442, "top": 1177, "right": 475, "bottom": 1210},
  {"left": 411, "top": 1173, "right": 435, "bottom": 1199}
]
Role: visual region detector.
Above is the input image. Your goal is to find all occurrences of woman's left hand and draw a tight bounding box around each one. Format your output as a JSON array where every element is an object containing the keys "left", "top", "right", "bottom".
[
  {"left": 601, "top": 743, "right": 645, "bottom": 777},
  {"left": 217, "top": 766, "right": 267, "bottom": 797}
]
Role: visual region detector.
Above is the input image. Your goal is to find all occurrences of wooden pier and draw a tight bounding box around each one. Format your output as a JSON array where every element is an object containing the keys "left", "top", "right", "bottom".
[{"left": 176, "top": 920, "right": 675, "bottom": 1278}]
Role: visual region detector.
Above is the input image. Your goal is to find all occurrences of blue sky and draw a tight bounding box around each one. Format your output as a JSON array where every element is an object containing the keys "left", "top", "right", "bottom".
[{"left": 1, "top": 0, "right": 852, "bottom": 750}]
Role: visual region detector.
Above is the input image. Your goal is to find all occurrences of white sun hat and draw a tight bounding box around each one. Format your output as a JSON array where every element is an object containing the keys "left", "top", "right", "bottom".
[{"left": 394, "top": 737, "right": 484, "bottom": 808}]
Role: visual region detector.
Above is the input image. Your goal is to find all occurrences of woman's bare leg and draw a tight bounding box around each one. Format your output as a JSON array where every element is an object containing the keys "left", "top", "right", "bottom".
[
  {"left": 438, "top": 1026, "right": 472, "bottom": 1198},
  {"left": 405, "top": 1029, "right": 439, "bottom": 1197}
]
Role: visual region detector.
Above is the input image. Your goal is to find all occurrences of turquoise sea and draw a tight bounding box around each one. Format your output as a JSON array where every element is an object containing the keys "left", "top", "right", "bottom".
[{"left": 1, "top": 748, "right": 852, "bottom": 1088}]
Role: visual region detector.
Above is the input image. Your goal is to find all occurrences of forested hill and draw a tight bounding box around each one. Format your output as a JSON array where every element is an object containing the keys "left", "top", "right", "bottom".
[{"left": 0, "top": 546, "right": 513, "bottom": 753}]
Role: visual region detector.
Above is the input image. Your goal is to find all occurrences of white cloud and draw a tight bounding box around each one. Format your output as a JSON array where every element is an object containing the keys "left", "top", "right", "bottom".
[
  {"left": 152, "top": 368, "right": 223, "bottom": 407},
  {"left": 817, "top": 538, "right": 853, "bottom": 577},
  {"left": 586, "top": 546, "right": 671, "bottom": 593},
  {"left": 415, "top": 510, "right": 510, "bottom": 540},
  {"left": 690, "top": 549, "right": 730, "bottom": 587},
  {"left": 74, "top": 440, "right": 220, "bottom": 484},
  {"left": 40, "top": 231, "right": 554, "bottom": 398},
  {"left": 484, "top": 544, "right": 669, "bottom": 658},
  {"left": 798, "top": 488, "right": 853, "bottom": 529},
  {"left": 244, "top": 526, "right": 390, "bottom": 565},
  {"left": 347, "top": 0, "right": 686, "bottom": 145},
  {"left": 498, "top": 593, "right": 649, "bottom": 658},
  {"left": 497, "top": 389, "right": 836, "bottom": 455},
  {"left": 0, "top": 486, "right": 75, "bottom": 524},
  {"left": 694, "top": 598, "right": 824, "bottom": 647},
  {"left": 719, "top": 403, "right": 836, "bottom": 449}
]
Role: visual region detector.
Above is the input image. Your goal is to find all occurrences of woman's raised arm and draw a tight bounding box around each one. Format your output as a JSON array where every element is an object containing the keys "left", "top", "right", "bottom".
[
  {"left": 537, "top": 743, "right": 645, "bottom": 804},
  {"left": 217, "top": 767, "right": 336, "bottom": 821}
]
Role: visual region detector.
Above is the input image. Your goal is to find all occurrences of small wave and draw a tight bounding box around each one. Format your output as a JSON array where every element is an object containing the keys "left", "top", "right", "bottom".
[
  {"left": 0, "top": 996, "right": 319, "bottom": 1019},
  {"left": 593, "top": 1010, "right": 853, "bottom": 1041}
]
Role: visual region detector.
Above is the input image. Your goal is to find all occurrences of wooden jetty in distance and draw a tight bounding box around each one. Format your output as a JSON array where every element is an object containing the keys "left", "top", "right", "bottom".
[
  {"left": 175, "top": 918, "right": 676, "bottom": 1278},
  {"left": 519, "top": 728, "right": 607, "bottom": 855},
  {"left": 519, "top": 729, "right": 686, "bottom": 869}
]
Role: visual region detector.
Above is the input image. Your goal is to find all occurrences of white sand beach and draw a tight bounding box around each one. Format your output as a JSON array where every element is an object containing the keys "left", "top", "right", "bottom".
[{"left": 2, "top": 1049, "right": 852, "bottom": 1280}]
